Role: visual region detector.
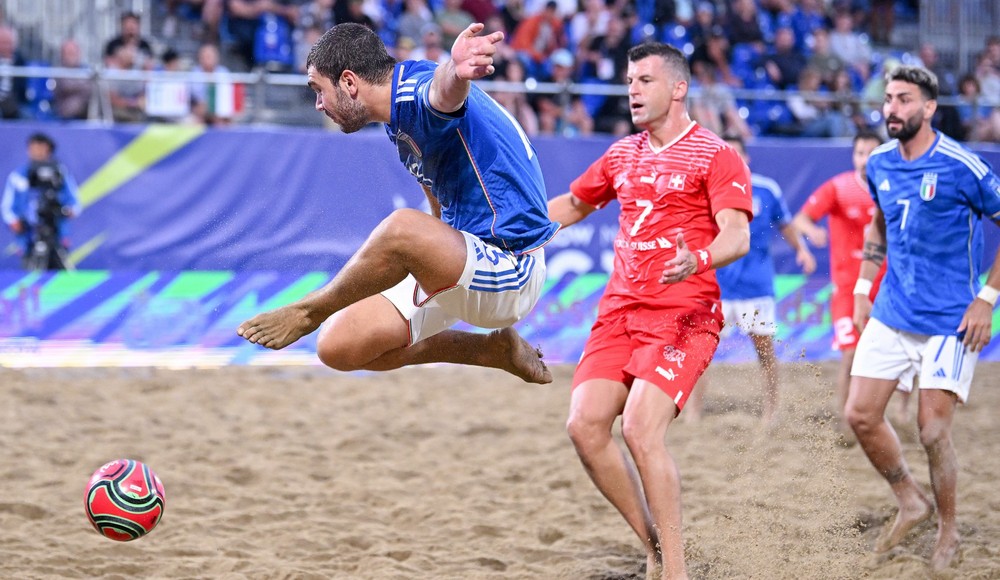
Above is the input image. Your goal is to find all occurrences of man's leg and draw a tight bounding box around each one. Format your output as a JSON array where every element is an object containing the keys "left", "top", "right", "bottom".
[
  {"left": 566, "top": 380, "right": 661, "bottom": 575},
  {"left": 621, "top": 379, "right": 687, "bottom": 580},
  {"left": 916, "top": 389, "right": 960, "bottom": 570},
  {"left": 315, "top": 295, "right": 551, "bottom": 383},
  {"left": 239, "top": 209, "right": 467, "bottom": 349},
  {"left": 835, "top": 348, "right": 856, "bottom": 439},
  {"left": 846, "top": 376, "right": 933, "bottom": 552},
  {"left": 749, "top": 334, "right": 779, "bottom": 425}
]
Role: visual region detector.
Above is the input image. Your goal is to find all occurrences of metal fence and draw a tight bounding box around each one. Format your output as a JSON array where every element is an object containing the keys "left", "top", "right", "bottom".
[{"left": 920, "top": 0, "right": 1000, "bottom": 73}]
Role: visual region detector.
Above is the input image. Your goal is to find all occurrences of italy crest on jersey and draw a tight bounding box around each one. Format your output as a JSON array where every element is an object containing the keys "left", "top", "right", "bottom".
[{"left": 919, "top": 172, "right": 938, "bottom": 201}]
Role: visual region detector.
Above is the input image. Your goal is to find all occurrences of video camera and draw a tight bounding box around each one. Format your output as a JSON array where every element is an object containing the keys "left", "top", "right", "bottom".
[{"left": 23, "top": 160, "right": 70, "bottom": 271}]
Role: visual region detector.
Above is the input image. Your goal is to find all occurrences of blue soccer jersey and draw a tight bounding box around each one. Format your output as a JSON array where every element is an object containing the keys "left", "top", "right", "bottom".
[
  {"left": 866, "top": 132, "right": 1000, "bottom": 335},
  {"left": 385, "top": 60, "right": 559, "bottom": 254},
  {"left": 716, "top": 173, "right": 791, "bottom": 300}
]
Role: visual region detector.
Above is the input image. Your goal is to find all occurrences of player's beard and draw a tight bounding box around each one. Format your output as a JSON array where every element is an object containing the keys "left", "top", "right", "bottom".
[
  {"left": 331, "top": 86, "right": 371, "bottom": 134},
  {"left": 885, "top": 111, "right": 922, "bottom": 142}
]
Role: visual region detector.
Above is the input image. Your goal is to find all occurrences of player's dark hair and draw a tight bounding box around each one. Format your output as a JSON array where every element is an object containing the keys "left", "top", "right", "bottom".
[
  {"left": 627, "top": 42, "right": 691, "bottom": 83},
  {"left": 27, "top": 132, "right": 55, "bottom": 153},
  {"left": 886, "top": 65, "right": 938, "bottom": 101},
  {"left": 307, "top": 23, "right": 396, "bottom": 86},
  {"left": 853, "top": 129, "right": 884, "bottom": 146}
]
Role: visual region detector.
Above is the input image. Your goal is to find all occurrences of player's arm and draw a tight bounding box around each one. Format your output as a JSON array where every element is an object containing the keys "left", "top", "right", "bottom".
[
  {"left": 421, "top": 185, "right": 442, "bottom": 219},
  {"left": 791, "top": 211, "right": 827, "bottom": 248},
  {"left": 548, "top": 193, "right": 598, "bottom": 228},
  {"left": 429, "top": 23, "right": 503, "bottom": 114},
  {"left": 852, "top": 205, "right": 886, "bottom": 333},
  {"left": 958, "top": 243, "right": 1000, "bottom": 352},
  {"left": 780, "top": 223, "right": 816, "bottom": 274},
  {"left": 660, "top": 208, "right": 749, "bottom": 284}
]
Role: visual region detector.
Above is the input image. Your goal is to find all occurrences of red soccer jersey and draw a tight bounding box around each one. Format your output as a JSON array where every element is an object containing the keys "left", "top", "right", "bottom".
[
  {"left": 802, "top": 170, "right": 882, "bottom": 290},
  {"left": 570, "top": 123, "right": 753, "bottom": 311}
]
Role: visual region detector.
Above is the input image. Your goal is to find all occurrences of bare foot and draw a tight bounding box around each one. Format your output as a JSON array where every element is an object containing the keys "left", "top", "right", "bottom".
[
  {"left": 237, "top": 304, "right": 320, "bottom": 349},
  {"left": 644, "top": 552, "right": 662, "bottom": 580},
  {"left": 930, "top": 529, "right": 960, "bottom": 571},
  {"left": 874, "top": 496, "right": 934, "bottom": 553},
  {"left": 491, "top": 327, "right": 552, "bottom": 384}
]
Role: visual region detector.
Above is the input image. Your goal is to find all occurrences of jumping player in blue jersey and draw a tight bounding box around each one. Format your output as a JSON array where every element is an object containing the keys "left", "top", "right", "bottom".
[
  {"left": 686, "top": 136, "right": 816, "bottom": 426},
  {"left": 237, "top": 23, "right": 558, "bottom": 383},
  {"left": 847, "top": 65, "right": 1000, "bottom": 571}
]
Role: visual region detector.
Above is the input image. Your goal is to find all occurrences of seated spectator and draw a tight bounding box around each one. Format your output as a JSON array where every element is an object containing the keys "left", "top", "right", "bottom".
[
  {"left": 510, "top": 1, "right": 565, "bottom": 78},
  {"left": 917, "top": 43, "right": 956, "bottom": 96},
  {"left": 225, "top": 0, "right": 298, "bottom": 71},
  {"left": 296, "top": 24, "right": 325, "bottom": 71},
  {"left": 53, "top": 39, "right": 93, "bottom": 120},
  {"left": 460, "top": 0, "right": 496, "bottom": 25},
  {"left": 297, "top": 0, "right": 335, "bottom": 34},
  {"left": 579, "top": 13, "right": 631, "bottom": 83},
  {"left": 337, "top": 0, "right": 377, "bottom": 30},
  {"left": 0, "top": 25, "right": 27, "bottom": 119},
  {"left": 760, "top": 26, "right": 806, "bottom": 90},
  {"left": 868, "top": 0, "right": 894, "bottom": 46},
  {"left": 690, "top": 25, "right": 741, "bottom": 88},
  {"left": 725, "top": 0, "right": 766, "bottom": 50},
  {"left": 782, "top": 66, "right": 852, "bottom": 137},
  {"left": 499, "top": 0, "right": 526, "bottom": 43},
  {"left": 435, "top": 0, "right": 474, "bottom": 49},
  {"left": 807, "top": 28, "right": 845, "bottom": 89},
  {"left": 409, "top": 23, "right": 450, "bottom": 64},
  {"left": 103, "top": 12, "right": 155, "bottom": 70},
  {"left": 567, "top": 0, "right": 609, "bottom": 52},
  {"left": 145, "top": 48, "right": 193, "bottom": 123},
  {"left": 689, "top": 61, "right": 753, "bottom": 139},
  {"left": 957, "top": 74, "right": 999, "bottom": 142},
  {"left": 536, "top": 48, "right": 592, "bottom": 137},
  {"left": 105, "top": 44, "right": 147, "bottom": 123},
  {"left": 792, "top": 0, "right": 826, "bottom": 49},
  {"left": 828, "top": 10, "right": 871, "bottom": 78},
  {"left": 191, "top": 43, "right": 236, "bottom": 125},
  {"left": 974, "top": 50, "right": 1000, "bottom": 106},
  {"left": 393, "top": 35, "right": 416, "bottom": 61},
  {"left": 489, "top": 58, "right": 539, "bottom": 136},
  {"left": 396, "top": 0, "right": 434, "bottom": 46},
  {"left": 686, "top": 1, "right": 718, "bottom": 51}
]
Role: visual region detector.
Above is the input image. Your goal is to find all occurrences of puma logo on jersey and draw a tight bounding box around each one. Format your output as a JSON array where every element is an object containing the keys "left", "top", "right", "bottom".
[
  {"left": 879, "top": 179, "right": 891, "bottom": 191},
  {"left": 655, "top": 366, "right": 677, "bottom": 381},
  {"left": 731, "top": 181, "right": 748, "bottom": 195},
  {"left": 640, "top": 170, "right": 658, "bottom": 185}
]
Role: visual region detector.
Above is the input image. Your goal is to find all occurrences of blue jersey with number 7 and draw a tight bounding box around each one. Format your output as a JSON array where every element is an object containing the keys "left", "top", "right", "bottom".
[
  {"left": 385, "top": 60, "right": 558, "bottom": 255},
  {"left": 866, "top": 132, "right": 1000, "bottom": 335}
]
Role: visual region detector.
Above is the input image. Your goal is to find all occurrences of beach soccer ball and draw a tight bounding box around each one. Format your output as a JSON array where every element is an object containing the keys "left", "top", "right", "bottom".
[{"left": 84, "top": 459, "right": 165, "bottom": 541}]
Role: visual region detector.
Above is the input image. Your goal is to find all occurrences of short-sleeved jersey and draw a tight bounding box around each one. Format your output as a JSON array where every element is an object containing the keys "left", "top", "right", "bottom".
[
  {"left": 386, "top": 60, "right": 559, "bottom": 254},
  {"left": 866, "top": 132, "right": 1000, "bottom": 335},
  {"left": 570, "top": 122, "right": 753, "bottom": 312},
  {"left": 803, "top": 170, "right": 876, "bottom": 290},
  {"left": 716, "top": 173, "right": 791, "bottom": 300}
]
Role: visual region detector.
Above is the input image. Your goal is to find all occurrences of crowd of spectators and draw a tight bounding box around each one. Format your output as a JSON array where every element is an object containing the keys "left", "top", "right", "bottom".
[{"left": 1, "top": 0, "right": 1000, "bottom": 142}]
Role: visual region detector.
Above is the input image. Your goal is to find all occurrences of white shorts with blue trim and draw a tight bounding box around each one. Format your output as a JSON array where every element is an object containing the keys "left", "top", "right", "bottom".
[
  {"left": 381, "top": 231, "right": 546, "bottom": 345},
  {"left": 851, "top": 317, "right": 977, "bottom": 403},
  {"left": 721, "top": 296, "right": 777, "bottom": 337}
]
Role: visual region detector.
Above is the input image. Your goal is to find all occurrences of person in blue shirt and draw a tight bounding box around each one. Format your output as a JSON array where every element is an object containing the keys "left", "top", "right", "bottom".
[
  {"left": 1, "top": 132, "right": 81, "bottom": 270},
  {"left": 686, "top": 136, "right": 816, "bottom": 426},
  {"left": 237, "top": 22, "right": 558, "bottom": 384},
  {"left": 847, "top": 65, "right": 1000, "bottom": 571}
]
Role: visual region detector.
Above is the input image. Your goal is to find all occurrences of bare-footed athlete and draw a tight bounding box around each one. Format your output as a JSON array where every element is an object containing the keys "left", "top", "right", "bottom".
[
  {"left": 548, "top": 43, "right": 752, "bottom": 579},
  {"left": 846, "top": 65, "right": 1000, "bottom": 571},
  {"left": 237, "top": 23, "right": 557, "bottom": 383}
]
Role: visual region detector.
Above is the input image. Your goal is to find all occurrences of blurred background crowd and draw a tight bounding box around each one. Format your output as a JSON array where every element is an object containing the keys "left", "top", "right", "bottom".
[{"left": 0, "top": 0, "right": 999, "bottom": 141}]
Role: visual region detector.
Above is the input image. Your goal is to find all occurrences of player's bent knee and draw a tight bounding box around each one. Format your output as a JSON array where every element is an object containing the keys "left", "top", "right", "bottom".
[
  {"left": 620, "top": 420, "right": 659, "bottom": 459},
  {"left": 566, "top": 413, "right": 608, "bottom": 454},
  {"left": 845, "top": 404, "right": 876, "bottom": 434},
  {"left": 918, "top": 421, "right": 950, "bottom": 450}
]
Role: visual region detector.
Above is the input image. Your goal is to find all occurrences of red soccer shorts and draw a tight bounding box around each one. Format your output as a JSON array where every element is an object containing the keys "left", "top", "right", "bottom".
[
  {"left": 573, "top": 306, "right": 722, "bottom": 414},
  {"left": 831, "top": 279, "right": 881, "bottom": 350}
]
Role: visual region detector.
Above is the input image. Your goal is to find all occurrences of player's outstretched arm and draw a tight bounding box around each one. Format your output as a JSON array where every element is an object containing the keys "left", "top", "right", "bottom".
[
  {"left": 791, "top": 212, "right": 827, "bottom": 247},
  {"left": 660, "top": 208, "right": 749, "bottom": 284},
  {"left": 852, "top": 206, "right": 887, "bottom": 334},
  {"left": 548, "top": 192, "right": 597, "bottom": 229},
  {"left": 780, "top": 223, "right": 816, "bottom": 274},
  {"left": 429, "top": 23, "right": 503, "bottom": 113},
  {"left": 958, "top": 243, "right": 1000, "bottom": 352}
]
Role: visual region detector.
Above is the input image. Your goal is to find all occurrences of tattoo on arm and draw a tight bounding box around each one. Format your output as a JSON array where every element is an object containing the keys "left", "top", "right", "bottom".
[{"left": 862, "top": 241, "right": 887, "bottom": 266}]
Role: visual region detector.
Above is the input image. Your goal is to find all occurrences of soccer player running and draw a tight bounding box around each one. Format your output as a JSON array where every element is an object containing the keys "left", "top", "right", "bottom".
[
  {"left": 792, "top": 130, "right": 911, "bottom": 438},
  {"left": 236, "top": 23, "right": 558, "bottom": 383},
  {"left": 548, "top": 42, "right": 753, "bottom": 579},
  {"left": 686, "top": 135, "right": 816, "bottom": 426},
  {"left": 847, "top": 65, "right": 1000, "bottom": 571}
]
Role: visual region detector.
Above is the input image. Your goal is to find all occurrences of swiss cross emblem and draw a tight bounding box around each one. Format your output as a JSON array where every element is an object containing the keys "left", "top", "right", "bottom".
[{"left": 668, "top": 174, "right": 686, "bottom": 190}]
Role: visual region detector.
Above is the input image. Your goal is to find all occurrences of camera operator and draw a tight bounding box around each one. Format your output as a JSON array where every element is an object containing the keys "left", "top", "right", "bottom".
[{"left": 1, "top": 132, "right": 82, "bottom": 270}]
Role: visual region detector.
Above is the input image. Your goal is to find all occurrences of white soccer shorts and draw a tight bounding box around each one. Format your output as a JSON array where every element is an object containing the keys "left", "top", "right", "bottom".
[
  {"left": 381, "top": 231, "right": 546, "bottom": 345},
  {"left": 721, "top": 296, "right": 778, "bottom": 337},
  {"left": 851, "top": 317, "right": 977, "bottom": 403}
]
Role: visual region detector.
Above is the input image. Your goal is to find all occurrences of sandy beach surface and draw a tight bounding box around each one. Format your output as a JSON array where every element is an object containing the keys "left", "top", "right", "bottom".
[{"left": 2, "top": 361, "right": 999, "bottom": 579}]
